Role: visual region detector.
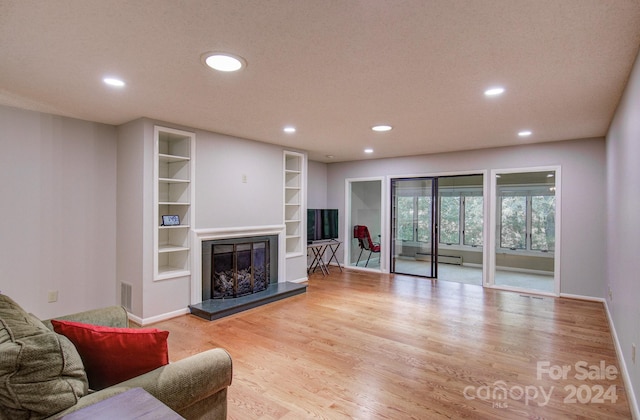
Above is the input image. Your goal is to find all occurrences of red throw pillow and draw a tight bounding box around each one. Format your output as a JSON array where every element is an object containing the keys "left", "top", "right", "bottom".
[{"left": 51, "top": 320, "right": 169, "bottom": 390}]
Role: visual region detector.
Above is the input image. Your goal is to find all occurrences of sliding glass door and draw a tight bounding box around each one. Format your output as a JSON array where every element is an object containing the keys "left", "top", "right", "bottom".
[{"left": 390, "top": 178, "right": 438, "bottom": 278}]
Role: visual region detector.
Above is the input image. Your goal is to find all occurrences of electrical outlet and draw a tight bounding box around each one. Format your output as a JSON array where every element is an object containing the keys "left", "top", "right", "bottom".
[
  {"left": 47, "top": 290, "right": 58, "bottom": 303},
  {"left": 633, "top": 344, "right": 636, "bottom": 365},
  {"left": 242, "top": 174, "right": 247, "bottom": 183},
  {"left": 608, "top": 287, "right": 612, "bottom": 301}
]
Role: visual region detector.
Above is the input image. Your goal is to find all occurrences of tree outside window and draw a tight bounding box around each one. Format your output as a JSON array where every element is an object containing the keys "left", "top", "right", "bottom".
[
  {"left": 440, "top": 195, "right": 460, "bottom": 244},
  {"left": 499, "top": 189, "right": 555, "bottom": 252},
  {"left": 397, "top": 196, "right": 414, "bottom": 241},
  {"left": 417, "top": 196, "right": 432, "bottom": 243},
  {"left": 500, "top": 195, "right": 527, "bottom": 249},
  {"left": 438, "top": 191, "right": 483, "bottom": 247},
  {"left": 463, "top": 195, "right": 483, "bottom": 246},
  {"left": 396, "top": 184, "right": 483, "bottom": 248},
  {"left": 531, "top": 195, "right": 555, "bottom": 251}
]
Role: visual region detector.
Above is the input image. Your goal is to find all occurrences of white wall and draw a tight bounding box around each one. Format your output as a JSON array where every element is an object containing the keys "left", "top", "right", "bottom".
[
  {"left": 606, "top": 48, "right": 640, "bottom": 412},
  {"left": 195, "top": 130, "right": 284, "bottom": 228},
  {"left": 308, "top": 160, "right": 328, "bottom": 209},
  {"left": 0, "top": 105, "right": 117, "bottom": 319},
  {"left": 326, "top": 138, "right": 606, "bottom": 297},
  {"left": 116, "top": 118, "right": 147, "bottom": 317}
]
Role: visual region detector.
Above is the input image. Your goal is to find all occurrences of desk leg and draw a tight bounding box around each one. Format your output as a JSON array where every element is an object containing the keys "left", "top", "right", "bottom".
[
  {"left": 327, "top": 243, "right": 343, "bottom": 272},
  {"left": 308, "top": 246, "right": 329, "bottom": 276},
  {"left": 316, "top": 245, "right": 329, "bottom": 275},
  {"left": 308, "top": 247, "right": 320, "bottom": 275}
]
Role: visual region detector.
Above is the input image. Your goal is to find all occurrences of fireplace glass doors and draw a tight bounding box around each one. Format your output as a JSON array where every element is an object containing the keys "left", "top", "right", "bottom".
[{"left": 202, "top": 235, "right": 278, "bottom": 300}]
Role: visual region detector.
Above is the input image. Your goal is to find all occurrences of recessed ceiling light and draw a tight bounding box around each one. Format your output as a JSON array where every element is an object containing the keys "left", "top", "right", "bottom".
[
  {"left": 202, "top": 52, "right": 246, "bottom": 72},
  {"left": 283, "top": 126, "right": 296, "bottom": 133},
  {"left": 103, "top": 77, "right": 125, "bottom": 87},
  {"left": 372, "top": 125, "right": 392, "bottom": 132},
  {"left": 518, "top": 130, "right": 532, "bottom": 137},
  {"left": 484, "top": 87, "right": 505, "bottom": 96},
  {"left": 326, "top": 155, "right": 334, "bottom": 159},
  {"left": 364, "top": 148, "right": 374, "bottom": 154}
]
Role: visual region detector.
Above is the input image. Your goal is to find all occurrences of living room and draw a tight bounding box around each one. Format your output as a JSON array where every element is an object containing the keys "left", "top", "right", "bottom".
[{"left": 1, "top": 1, "right": 639, "bottom": 418}]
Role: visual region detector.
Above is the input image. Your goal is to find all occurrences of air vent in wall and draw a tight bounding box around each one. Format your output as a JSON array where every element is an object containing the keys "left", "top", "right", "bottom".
[{"left": 120, "top": 282, "right": 132, "bottom": 311}]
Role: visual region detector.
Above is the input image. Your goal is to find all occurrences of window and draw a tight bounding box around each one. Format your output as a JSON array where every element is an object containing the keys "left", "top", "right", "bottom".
[
  {"left": 531, "top": 195, "right": 555, "bottom": 251},
  {"left": 396, "top": 188, "right": 483, "bottom": 247},
  {"left": 417, "top": 196, "right": 432, "bottom": 243},
  {"left": 393, "top": 176, "right": 483, "bottom": 248},
  {"left": 397, "top": 196, "right": 415, "bottom": 241},
  {"left": 500, "top": 195, "right": 527, "bottom": 249},
  {"left": 438, "top": 190, "right": 483, "bottom": 247},
  {"left": 396, "top": 195, "right": 432, "bottom": 243},
  {"left": 440, "top": 195, "right": 460, "bottom": 245},
  {"left": 498, "top": 188, "right": 555, "bottom": 252},
  {"left": 463, "top": 195, "right": 483, "bottom": 246}
]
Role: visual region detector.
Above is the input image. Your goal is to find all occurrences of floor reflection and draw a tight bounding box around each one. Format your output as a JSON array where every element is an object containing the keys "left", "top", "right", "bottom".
[{"left": 392, "top": 259, "right": 554, "bottom": 292}]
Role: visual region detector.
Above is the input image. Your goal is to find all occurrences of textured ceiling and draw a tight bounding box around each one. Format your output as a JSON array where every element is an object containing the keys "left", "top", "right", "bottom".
[{"left": 1, "top": 1, "right": 639, "bottom": 162}]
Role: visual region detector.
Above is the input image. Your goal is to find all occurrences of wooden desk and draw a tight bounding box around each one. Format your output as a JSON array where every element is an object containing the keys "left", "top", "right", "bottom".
[
  {"left": 307, "top": 240, "right": 342, "bottom": 276},
  {"left": 61, "top": 387, "right": 184, "bottom": 419}
]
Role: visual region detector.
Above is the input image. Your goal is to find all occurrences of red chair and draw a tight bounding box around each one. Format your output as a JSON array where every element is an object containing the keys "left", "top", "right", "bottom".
[{"left": 353, "top": 225, "right": 380, "bottom": 267}]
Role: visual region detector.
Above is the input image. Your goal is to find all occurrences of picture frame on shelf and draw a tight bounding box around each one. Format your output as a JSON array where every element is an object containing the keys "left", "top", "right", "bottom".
[{"left": 161, "top": 215, "right": 180, "bottom": 226}]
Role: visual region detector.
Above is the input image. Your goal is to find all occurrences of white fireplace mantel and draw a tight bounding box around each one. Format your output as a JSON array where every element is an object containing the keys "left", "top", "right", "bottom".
[{"left": 192, "top": 225, "right": 286, "bottom": 304}]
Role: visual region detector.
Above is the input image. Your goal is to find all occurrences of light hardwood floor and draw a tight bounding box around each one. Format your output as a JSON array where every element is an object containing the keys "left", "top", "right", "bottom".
[{"left": 151, "top": 269, "right": 632, "bottom": 419}]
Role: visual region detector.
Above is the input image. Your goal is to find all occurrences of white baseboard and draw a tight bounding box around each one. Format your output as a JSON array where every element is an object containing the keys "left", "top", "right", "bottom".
[
  {"left": 463, "top": 262, "right": 483, "bottom": 268},
  {"left": 559, "top": 293, "right": 605, "bottom": 302},
  {"left": 496, "top": 265, "right": 553, "bottom": 276},
  {"left": 345, "top": 265, "right": 382, "bottom": 273},
  {"left": 602, "top": 299, "right": 639, "bottom": 419},
  {"left": 288, "top": 277, "right": 309, "bottom": 283},
  {"left": 128, "top": 307, "right": 190, "bottom": 326}
]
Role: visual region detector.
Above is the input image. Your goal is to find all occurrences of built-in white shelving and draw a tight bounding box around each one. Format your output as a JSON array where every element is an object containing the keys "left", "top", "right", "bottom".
[
  {"left": 154, "top": 126, "right": 195, "bottom": 280},
  {"left": 283, "top": 151, "right": 305, "bottom": 257}
]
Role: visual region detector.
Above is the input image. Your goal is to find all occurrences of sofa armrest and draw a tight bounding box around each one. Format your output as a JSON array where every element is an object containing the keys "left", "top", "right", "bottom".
[
  {"left": 42, "top": 305, "right": 129, "bottom": 330},
  {"left": 49, "top": 348, "right": 232, "bottom": 419},
  {"left": 107, "top": 348, "right": 232, "bottom": 413}
]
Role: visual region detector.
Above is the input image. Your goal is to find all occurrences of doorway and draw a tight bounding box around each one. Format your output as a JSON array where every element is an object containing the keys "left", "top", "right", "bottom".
[
  {"left": 490, "top": 169, "right": 559, "bottom": 294},
  {"left": 436, "top": 174, "right": 484, "bottom": 285},
  {"left": 347, "top": 178, "right": 383, "bottom": 270}
]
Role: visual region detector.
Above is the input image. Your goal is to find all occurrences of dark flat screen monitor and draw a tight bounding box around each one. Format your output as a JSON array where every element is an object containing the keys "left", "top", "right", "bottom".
[{"left": 307, "top": 209, "right": 339, "bottom": 243}]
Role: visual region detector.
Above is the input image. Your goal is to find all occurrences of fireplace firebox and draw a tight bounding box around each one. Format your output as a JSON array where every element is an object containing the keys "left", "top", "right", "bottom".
[{"left": 202, "top": 235, "right": 278, "bottom": 300}]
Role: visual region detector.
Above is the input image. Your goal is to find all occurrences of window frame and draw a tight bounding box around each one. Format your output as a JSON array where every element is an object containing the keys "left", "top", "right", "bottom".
[
  {"left": 497, "top": 185, "right": 556, "bottom": 256},
  {"left": 396, "top": 186, "right": 484, "bottom": 251},
  {"left": 395, "top": 194, "right": 433, "bottom": 244},
  {"left": 438, "top": 187, "right": 484, "bottom": 250}
]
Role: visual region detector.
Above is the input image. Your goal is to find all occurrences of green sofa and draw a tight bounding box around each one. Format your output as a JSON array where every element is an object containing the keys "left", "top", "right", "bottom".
[{"left": 0, "top": 294, "right": 232, "bottom": 419}]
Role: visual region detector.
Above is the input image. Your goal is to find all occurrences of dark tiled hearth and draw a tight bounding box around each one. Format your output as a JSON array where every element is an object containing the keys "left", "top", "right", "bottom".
[{"left": 189, "top": 281, "right": 307, "bottom": 321}]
